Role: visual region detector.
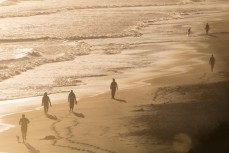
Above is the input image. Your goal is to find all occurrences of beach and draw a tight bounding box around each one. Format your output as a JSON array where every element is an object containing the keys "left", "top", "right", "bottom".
[{"left": 0, "top": 0, "right": 229, "bottom": 153}]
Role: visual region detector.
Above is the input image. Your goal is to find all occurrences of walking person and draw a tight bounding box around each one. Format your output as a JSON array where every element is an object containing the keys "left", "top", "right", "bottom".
[
  {"left": 209, "top": 54, "right": 215, "bottom": 72},
  {"left": 42, "top": 92, "right": 52, "bottom": 114},
  {"left": 68, "top": 90, "right": 77, "bottom": 112},
  {"left": 19, "top": 114, "right": 30, "bottom": 143},
  {"left": 188, "top": 27, "right": 191, "bottom": 36},
  {"left": 205, "top": 23, "right": 210, "bottom": 34},
  {"left": 110, "top": 78, "right": 118, "bottom": 99}
]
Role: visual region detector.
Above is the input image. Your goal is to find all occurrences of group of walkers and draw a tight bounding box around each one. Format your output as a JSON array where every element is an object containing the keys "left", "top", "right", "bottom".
[
  {"left": 41, "top": 90, "right": 77, "bottom": 114},
  {"left": 187, "top": 23, "right": 210, "bottom": 36},
  {"left": 187, "top": 23, "right": 216, "bottom": 72},
  {"left": 19, "top": 79, "right": 118, "bottom": 143},
  {"left": 18, "top": 23, "right": 216, "bottom": 143}
]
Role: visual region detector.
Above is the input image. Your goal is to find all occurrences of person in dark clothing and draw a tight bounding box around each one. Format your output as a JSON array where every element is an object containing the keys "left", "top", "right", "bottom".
[
  {"left": 110, "top": 78, "right": 118, "bottom": 99},
  {"left": 19, "top": 114, "right": 30, "bottom": 143},
  {"left": 205, "top": 23, "right": 210, "bottom": 34},
  {"left": 188, "top": 27, "right": 191, "bottom": 36},
  {"left": 42, "top": 92, "right": 52, "bottom": 114},
  {"left": 209, "top": 54, "right": 215, "bottom": 72},
  {"left": 68, "top": 90, "right": 77, "bottom": 112}
]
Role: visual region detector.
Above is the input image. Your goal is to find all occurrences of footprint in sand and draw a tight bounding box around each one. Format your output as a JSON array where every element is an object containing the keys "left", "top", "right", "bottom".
[{"left": 50, "top": 115, "right": 115, "bottom": 153}]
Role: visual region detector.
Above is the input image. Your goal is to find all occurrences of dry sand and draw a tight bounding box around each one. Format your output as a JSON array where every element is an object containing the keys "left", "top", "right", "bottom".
[{"left": 0, "top": 5, "right": 229, "bottom": 153}]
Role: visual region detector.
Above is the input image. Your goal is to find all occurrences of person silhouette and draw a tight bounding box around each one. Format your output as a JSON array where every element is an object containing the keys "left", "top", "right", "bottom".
[
  {"left": 68, "top": 90, "right": 77, "bottom": 112},
  {"left": 209, "top": 54, "right": 215, "bottom": 72},
  {"left": 188, "top": 27, "right": 191, "bottom": 36},
  {"left": 19, "top": 114, "right": 30, "bottom": 143},
  {"left": 42, "top": 92, "right": 52, "bottom": 114},
  {"left": 205, "top": 23, "right": 210, "bottom": 34},
  {"left": 110, "top": 78, "right": 118, "bottom": 99}
]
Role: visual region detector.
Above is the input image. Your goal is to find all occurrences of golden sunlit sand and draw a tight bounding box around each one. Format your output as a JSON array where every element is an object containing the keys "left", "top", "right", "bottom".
[{"left": 0, "top": 0, "right": 229, "bottom": 153}]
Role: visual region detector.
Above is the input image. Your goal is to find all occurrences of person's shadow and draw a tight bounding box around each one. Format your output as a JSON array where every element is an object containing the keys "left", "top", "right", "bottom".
[
  {"left": 73, "top": 112, "right": 85, "bottom": 118},
  {"left": 207, "top": 34, "right": 218, "bottom": 38},
  {"left": 114, "top": 98, "right": 127, "bottom": 103},
  {"left": 45, "top": 113, "right": 58, "bottom": 120},
  {"left": 24, "top": 143, "right": 40, "bottom": 153}
]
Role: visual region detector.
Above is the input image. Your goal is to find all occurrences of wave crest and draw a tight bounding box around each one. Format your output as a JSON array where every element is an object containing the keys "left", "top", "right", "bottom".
[{"left": 0, "top": 41, "right": 92, "bottom": 82}]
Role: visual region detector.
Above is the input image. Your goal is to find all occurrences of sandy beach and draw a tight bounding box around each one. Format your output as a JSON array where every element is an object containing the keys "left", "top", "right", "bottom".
[{"left": 0, "top": 0, "right": 229, "bottom": 153}]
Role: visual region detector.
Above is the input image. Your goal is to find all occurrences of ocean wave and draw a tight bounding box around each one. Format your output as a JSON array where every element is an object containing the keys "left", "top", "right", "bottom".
[
  {"left": 53, "top": 74, "right": 107, "bottom": 87},
  {"left": 0, "top": 31, "right": 143, "bottom": 43},
  {"left": 0, "top": 41, "right": 92, "bottom": 82},
  {"left": 104, "top": 43, "right": 131, "bottom": 55},
  {"left": 0, "top": 1, "right": 197, "bottom": 19}
]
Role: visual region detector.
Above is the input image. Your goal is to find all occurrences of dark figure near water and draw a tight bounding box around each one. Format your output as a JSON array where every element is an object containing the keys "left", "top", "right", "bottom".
[
  {"left": 205, "top": 23, "right": 210, "bottom": 34},
  {"left": 110, "top": 78, "right": 118, "bottom": 99},
  {"left": 188, "top": 27, "right": 191, "bottom": 36},
  {"left": 68, "top": 90, "right": 77, "bottom": 112},
  {"left": 209, "top": 54, "right": 215, "bottom": 72},
  {"left": 19, "top": 114, "right": 30, "bottom": 143},
  {"left": 42, "top": 92, "right": 52, "bottom": 114}
]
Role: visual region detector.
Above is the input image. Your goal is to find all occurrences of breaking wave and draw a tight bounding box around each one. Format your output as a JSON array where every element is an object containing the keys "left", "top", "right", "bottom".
[
  {"left": 0, "top": 0, "right": 200, "bottom": 19},
  {"left": 0, "top": 41, "right": 91, "bottom": 82}
]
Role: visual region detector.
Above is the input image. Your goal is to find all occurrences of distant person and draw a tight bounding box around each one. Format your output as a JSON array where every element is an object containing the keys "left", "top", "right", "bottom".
[
  {"left": 188, "top": 27, "right": 191, "bottom": 36},
  {"left": 19, "top": 114, "right": 30, "bottom": 143},
  {"left": 205, "top": 23, "right": 210, "bottom": 34},
  {"left": 68, "top": 90, "right": 77, "bottom": 112},
  {"left": 42, "top": 92, "right": 52, "bottom": 114},
  {"left": 110, "top": 78, "right": 118, "bottom": 99},
  {"left": 209, "top": 54, "right": 215, "bottom": 72}
]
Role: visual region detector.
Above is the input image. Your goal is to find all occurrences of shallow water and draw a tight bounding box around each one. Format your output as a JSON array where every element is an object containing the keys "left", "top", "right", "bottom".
[{"left": 0, "top": 0, "right": 228, "bottom": 101}]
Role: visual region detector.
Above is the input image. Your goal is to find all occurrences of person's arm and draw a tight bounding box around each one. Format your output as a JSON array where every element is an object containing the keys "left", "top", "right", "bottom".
[
  {"left": 48, "top": 97, "right": 52, "bottom": 107},
  {"left": 68, "top": 94, "right": 70, "bottom": 103},
  {"left": 19, "top": 119, "right": 21, "bottom": 125},
  {"left": 116, "top": 83, "right": 118, "bottom": 90},
  {"left": 27, "top": 119, "right": 30, "bottom": 124},
  {"left": 42, "top": 97, "right": 44, "bottom": 106},
  {"left": 74, "top": 94, "right": 77, "bottom": 104}
]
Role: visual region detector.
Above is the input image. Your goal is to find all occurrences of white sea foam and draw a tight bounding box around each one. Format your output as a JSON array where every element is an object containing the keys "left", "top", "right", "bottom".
[
  {"left": 0, "top": 0, "right": 227, "bottom": 100},
  {"left": 0, "top": 0, "right": 6, "bottom": 4}
]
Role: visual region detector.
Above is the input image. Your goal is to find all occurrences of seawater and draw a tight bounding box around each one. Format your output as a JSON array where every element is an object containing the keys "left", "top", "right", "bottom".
[{"left": 0, "top": 0, "right": 227, "bottom": 100}]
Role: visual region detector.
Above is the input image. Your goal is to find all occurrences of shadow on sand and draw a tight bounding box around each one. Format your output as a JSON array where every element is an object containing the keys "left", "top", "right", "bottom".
[
  {"left": 73, "top": 112, "right": 85, "bottom": 118},
  {"left": 208, "top": 34, "right": 218, "bottom": 38},
  {"left": 128, "top": 81, "right": 229, "bottom": 145},
  {"left": 114, "top": 98, "right": 127, "bottom": 103},
  {"left": 25, "top": 143, "right": 40, "bottom": 153},
  {"left": 45, "top": 113, "right": 58, "bottom": 120}
]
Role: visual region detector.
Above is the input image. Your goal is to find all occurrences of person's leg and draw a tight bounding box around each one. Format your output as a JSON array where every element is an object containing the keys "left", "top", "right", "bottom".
[
  {"left": 70, "top": 106, "right": 72, "bottom": 112},
  {"left": 111, "top": 90, "right": 114, "bottom": 98},
  {"left": 111, "top": 90, "right": 113, "bottom": 99},
  {"left": 44, "top": 105, "right": 48, "bottom": 114},
  {"left": 21, "top": 129, "right": 24, "bottom": 142},
  {"left": 72, "top": 105, "right": 74, "bottom": 112},
  {"left": 22, "top": 129, "right": 25, "bottom": 142},
  {"left": 112, "top": 89, "right": 116, "bottom": 99},
  {"left": 70, "top": 102, "right": 74, "bottom": 112},
  {"left": 24, "top": 128, "right": 27, "bottom": 140}
]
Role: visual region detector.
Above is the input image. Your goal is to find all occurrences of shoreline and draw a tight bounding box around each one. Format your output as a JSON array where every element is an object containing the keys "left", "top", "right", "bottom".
[
  {"left": 0, "top": 1, "right": 228, "bottom": 152},
  {"left": 0, "top": 0, "right": 228, "bottom": 101},
  {"left": 0, "top": 44, "right": 209, "bottom": 134}
]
